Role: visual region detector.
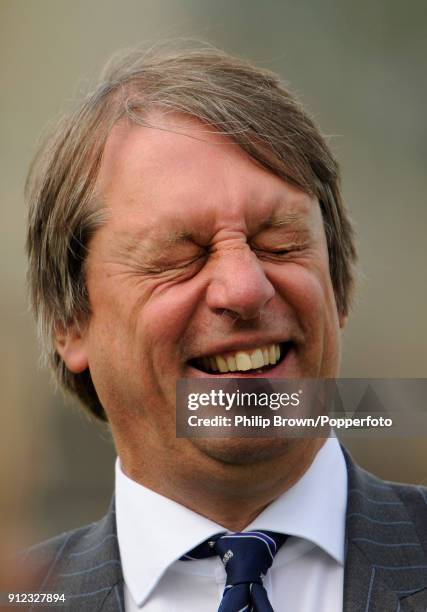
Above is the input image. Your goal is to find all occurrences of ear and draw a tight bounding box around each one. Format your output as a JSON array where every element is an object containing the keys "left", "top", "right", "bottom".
[
  {"left": 55, "top": 325, "right": 89, "bottom": 373},
  {"left": 339, "top": 311, "right": 348, "bottom": 329}
]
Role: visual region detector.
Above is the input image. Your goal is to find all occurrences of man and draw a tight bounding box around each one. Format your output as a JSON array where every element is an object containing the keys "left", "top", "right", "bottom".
[{"left": 25, "top": 44, "right": 427, "bottom": 611}]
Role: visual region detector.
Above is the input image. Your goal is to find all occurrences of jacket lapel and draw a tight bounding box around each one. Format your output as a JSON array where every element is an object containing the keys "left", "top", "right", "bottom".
[
  {"left": 82, "top": 503, "right": 125, "bottom": 612},
  {"left": 97, "top": 581, "right": 125, "bottom": 612},
  {"left": 342, "top": 449, "right": 427, "bottom": 612}
]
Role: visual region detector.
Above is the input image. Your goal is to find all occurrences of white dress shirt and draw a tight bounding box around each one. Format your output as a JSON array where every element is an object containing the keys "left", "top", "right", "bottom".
[{"left": 115, "top": 436, "right": 347, "bottom": 611}]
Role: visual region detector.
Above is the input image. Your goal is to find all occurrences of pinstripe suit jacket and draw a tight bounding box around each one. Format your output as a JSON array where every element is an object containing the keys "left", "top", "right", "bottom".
[{"left": 26, "top": 449, "right": 427, "bottom": 611}]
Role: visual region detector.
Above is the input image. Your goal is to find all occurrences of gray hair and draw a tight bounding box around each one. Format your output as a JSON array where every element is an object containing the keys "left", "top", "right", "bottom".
[{"left": 26, "top": 42, "right": 357, "bottom": 421}]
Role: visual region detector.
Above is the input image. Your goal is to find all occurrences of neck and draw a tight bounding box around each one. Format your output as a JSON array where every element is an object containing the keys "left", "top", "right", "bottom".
[{"left": 117, "top": 435, "right": 325, "bottom": 531}]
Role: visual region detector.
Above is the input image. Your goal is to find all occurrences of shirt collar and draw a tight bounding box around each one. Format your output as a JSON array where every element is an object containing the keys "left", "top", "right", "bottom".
[
  {"left": 246, "top": 436, "right": 347, "bottom": 566},
  {"left": 115, "top": 436, "right": 347, "bottom": 606},
  {"left": 115, "top": 461, "right": 225, "bottom": 606}
]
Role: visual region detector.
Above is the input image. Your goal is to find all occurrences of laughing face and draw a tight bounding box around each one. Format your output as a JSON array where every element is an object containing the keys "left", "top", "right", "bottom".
[{"left": 57, "top": 113, "right": 345, "bottom": 483}]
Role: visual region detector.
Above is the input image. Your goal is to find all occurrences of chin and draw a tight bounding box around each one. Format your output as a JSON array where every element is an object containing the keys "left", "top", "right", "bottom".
[{"left": 191, "top": 436, "right": 305, "bottom": 466}]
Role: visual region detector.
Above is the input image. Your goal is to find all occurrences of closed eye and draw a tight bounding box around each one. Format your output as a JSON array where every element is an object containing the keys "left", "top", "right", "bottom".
[
  {"left": 142, "top": 253, "right": 208, "bottom": 275},
  {"left": 251, "top": 245, "right": 302, "bottom": 258}
]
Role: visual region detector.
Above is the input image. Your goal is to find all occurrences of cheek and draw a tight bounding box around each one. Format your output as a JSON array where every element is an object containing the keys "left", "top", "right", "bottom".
[
  {"left": 299, "top": 266, "right": 341, "bottom": 361},
  {"left": 274, "top": 265, "right": 341, "bottom": 376},
  {"left": 82, "top": 275, "right": 144, "bottom": 403},
  {"left": 86, "top": 264, "right": 206, "bottom": 372},
  {"left": 272, "top": 263, "right": 338, "bottom": 329},
  {"left": 133, "top": 280, "right": 206, "bottom": 358}
]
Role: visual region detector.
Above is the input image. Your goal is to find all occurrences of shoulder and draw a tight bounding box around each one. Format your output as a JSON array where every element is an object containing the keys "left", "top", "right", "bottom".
[
  {"left": 21, "top": 521, "right": 103, "bottom": 590},
  {"left": 23, "top": 521, "right": 100, "bottom": 577},
  {"left": 346, "top": 447, "right": 427, "bottom": 507},
  {"left": 343, "top": 446, "right": 427, "bottom": 548},
  {"left": 21, "top": 505, "right": 121, "bottom": 592},
  {"left": 386, "top": 479, "right": 427, "bottom": 542}
]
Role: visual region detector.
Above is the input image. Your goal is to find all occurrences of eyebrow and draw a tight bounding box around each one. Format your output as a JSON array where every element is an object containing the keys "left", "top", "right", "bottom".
[
  {"left": 257, "top": 212, "right": 307, "bottom": 232},
  {"left": 114, "top": 229, "right": 194, "bottom": 256}
]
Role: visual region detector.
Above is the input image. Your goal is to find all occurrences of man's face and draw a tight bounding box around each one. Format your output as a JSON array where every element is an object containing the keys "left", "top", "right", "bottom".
[{"left": 61, "top": 114, "right": 344, "bottom": 472}]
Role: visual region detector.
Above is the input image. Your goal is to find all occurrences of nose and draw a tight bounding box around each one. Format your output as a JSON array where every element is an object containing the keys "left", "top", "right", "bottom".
[{"left": 205, "top": 246, "right": 275, "bottom": 320}]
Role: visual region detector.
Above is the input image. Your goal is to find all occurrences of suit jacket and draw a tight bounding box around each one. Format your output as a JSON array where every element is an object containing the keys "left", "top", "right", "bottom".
[{"left": 25, "top": 448, "right": 427, "bottom": 611}]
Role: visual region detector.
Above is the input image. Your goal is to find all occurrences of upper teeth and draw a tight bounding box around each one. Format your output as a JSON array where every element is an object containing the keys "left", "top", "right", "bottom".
[{"left": 199, "top": 344, "right": 281, "bottom": 373}]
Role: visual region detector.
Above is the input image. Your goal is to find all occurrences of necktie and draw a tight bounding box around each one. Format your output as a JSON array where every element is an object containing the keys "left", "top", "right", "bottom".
[{"left": 181, "top": 530, "right": 287, "bottom": 611}]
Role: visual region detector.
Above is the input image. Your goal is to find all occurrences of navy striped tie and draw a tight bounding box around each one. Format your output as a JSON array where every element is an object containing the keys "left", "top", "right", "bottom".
[{"left": 181, "top": 530, "right": 287, "bottom": 611}]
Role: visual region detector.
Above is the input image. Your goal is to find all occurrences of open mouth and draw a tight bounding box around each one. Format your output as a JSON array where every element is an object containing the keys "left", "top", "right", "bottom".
[{"left": 189, "top": 342, "right": 292, "bottom": 375}]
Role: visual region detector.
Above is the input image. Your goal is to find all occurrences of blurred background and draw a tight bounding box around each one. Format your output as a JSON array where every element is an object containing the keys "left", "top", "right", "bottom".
[{"left": 1, "top": 0, "right": 426, "bottom": 545}]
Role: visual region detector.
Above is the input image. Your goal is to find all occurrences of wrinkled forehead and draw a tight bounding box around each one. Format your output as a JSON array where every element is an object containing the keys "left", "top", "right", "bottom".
[{"left": 95, "top": 112, "right": 321, "bottom": 241}]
